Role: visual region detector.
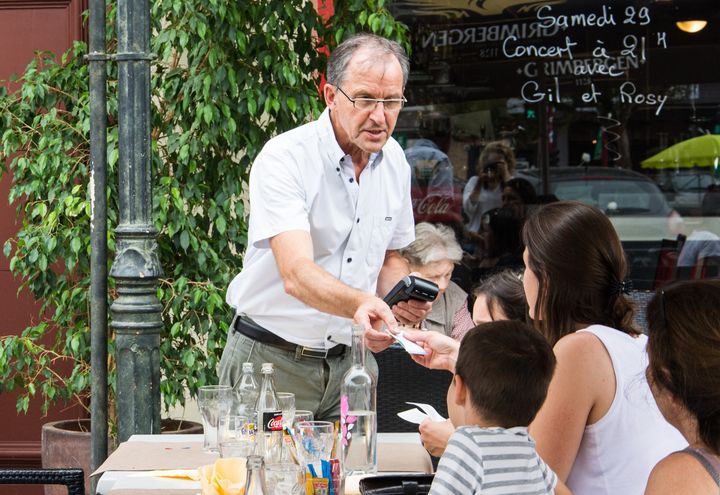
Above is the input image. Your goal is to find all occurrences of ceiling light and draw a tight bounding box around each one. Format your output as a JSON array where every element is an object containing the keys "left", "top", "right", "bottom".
[{"left": 676, "top": 20, "right": 707, "bottom": 33}]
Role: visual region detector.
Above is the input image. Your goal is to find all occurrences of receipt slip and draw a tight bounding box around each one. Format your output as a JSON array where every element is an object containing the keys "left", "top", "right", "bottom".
[
  {"left": 380, "top": 324, "right": 427, "bottom": 355},
  {"left": 397, "top": 402, "right": 446, "bottom": 425}
]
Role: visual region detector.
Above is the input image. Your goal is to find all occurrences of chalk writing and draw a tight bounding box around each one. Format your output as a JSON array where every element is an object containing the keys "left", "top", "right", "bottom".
[
  {"left": 619, "top": 82, "right": 667, "bottom": 115},
  {"left": 536, "top": 4, "right": 617, "bottom": 29},
  {"left": 597, "top": 114, "right": 623, "bottom": 162},
  {"left": 503, "top": 35, "right": 578, "bottom": 59},
  {"left": 511, "top": 4, "right": 669, "bottom": 115}
]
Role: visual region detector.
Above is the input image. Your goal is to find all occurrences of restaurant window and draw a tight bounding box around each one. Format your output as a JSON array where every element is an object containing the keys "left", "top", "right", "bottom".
[{"left": 391, "top": 0, "right": 720, "bottom": 291}]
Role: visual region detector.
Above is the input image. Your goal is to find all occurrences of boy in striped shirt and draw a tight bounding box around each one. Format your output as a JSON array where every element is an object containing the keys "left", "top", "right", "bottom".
[{"left": 430, "top": 321, "right": 570, "bottom": 495}]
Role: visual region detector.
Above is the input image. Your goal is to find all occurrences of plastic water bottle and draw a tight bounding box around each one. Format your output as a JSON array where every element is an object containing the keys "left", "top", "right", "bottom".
[
  {"left": 255, "top": 362, "right": 283, "bottom": 463},
  {"left": 234, "top": 362, "right": 259, "bottom": 417},
  {"left": 340, "top": 324, "right": 378, "bottom": 475}
]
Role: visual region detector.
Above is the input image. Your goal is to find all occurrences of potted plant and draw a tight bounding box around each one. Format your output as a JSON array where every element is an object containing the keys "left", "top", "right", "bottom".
[{"left": 0, "top": 1, "right": 408, "bottom": 490}]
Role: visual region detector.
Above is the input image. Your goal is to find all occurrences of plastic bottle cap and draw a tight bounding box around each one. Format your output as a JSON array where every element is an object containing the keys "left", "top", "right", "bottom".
[
  {"left": 261, "top": 363, "right": 273, "bottom": 374},
  {"left": 242, "top": 362, "right": 254, "bottom": 373}
]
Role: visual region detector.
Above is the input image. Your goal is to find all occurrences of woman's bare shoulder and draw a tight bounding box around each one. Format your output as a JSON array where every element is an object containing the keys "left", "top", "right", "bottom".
[{"left": 645, "top": 451, "right": 718, "bottom": 495}]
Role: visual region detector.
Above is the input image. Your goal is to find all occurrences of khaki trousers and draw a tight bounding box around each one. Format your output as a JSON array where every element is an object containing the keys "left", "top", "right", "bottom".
[{"left": 218, "top": 330, "right": 378, "bottom": 422}]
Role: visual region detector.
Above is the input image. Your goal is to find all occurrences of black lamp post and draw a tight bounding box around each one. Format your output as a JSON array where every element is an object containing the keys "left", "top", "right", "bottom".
[{"left": 111, "top": 0, "right": 163, "bottom": 443}]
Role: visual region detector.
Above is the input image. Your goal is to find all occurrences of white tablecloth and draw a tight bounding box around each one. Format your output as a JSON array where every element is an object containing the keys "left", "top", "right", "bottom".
[{"left": 95, "top": 432, "right": 431, "bottom": 494}]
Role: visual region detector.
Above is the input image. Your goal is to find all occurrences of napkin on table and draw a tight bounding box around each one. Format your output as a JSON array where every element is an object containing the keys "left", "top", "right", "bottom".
[{"left": 199, "top": 457, "right": 247, "bottom": 495}]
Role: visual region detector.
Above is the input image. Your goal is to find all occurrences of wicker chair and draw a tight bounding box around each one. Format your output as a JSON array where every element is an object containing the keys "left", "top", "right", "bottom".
[
  {"left": 375, "top": 344, "right": 453, "bottom": 433},
  {"left": 0, "top": 468, "right": 85, "bottom": 495},
  {"left": 627, "top": 290, "right": 655, "bottom": 335}
]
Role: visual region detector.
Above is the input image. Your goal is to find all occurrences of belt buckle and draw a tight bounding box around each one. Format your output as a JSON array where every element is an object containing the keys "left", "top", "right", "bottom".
[{"left": 299, "top": 346, "right": 329, "bottom": 359}]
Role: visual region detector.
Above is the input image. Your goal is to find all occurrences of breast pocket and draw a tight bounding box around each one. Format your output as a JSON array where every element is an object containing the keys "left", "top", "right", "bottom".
[{"left": 366, "top": 215, "right": 395, "bottom": 266}]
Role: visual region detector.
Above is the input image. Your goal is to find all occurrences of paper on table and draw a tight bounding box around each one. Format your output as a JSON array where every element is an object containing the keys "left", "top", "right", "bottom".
[
  {"left": 129, "top": 469, "right": 201, "bottom": 481},
  {"left": 397, "top": 402, "right": 446, "bottom": 424}
]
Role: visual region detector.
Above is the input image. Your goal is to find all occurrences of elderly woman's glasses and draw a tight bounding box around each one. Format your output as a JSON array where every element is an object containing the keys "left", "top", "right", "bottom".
[{"left": 336, "top": 86, "right": 406, "bottom": 112}]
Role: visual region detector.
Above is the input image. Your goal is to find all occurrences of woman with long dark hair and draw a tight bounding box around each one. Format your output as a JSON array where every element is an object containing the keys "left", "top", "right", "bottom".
[
  {"left": 521, "top": 201, "right": 684, "bottom": 494},
  {"left": 406, "top": 201, "right": 685, "bottom": 494},
  {"left": 644, "top": 280, "right": 720, "bottom": 494}
]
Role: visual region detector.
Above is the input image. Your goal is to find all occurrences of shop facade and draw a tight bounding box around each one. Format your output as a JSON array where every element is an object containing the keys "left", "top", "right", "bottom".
[{"left": 390, "top": 0, "right": 720, "bottom": 289}]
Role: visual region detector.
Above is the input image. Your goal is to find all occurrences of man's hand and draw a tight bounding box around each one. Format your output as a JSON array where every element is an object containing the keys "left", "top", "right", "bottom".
[
  {"left": 402, "top": 329, "right": 460, "bottom": 372},
  {"left": 391, "top": 299, "right": 432, "bottom": 326},
  {"left": 354, "top": 296, "right": 398, "bottom": 353}
]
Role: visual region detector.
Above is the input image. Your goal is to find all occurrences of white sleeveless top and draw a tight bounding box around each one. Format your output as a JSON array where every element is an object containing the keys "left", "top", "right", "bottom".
[{"left": 566, "top": 325, "right": 686, "bottom": 495}]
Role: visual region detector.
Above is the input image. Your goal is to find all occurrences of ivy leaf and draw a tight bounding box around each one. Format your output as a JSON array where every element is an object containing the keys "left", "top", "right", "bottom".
[{"left": 216, "top": 215, "right": 226, "bottom": 235}]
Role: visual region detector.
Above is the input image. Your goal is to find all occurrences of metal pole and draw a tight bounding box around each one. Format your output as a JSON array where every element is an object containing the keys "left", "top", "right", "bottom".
[
  {"left": 539, "top": 101, "right": 550, "bottom": 196},
  {"left": 111, "top": 0, "right": 162, "bottom": 442},
  {"left": 87, "top": 0, "right": 109, "bottom": 489}
]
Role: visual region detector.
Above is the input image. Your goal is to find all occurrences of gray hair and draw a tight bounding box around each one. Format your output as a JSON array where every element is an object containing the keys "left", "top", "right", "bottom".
[
  {"left": 326, "top": 33, "right": 410, "bottom": 88},
  {"left": 401, "top": 222, "right": 463, "bottom": 267}
]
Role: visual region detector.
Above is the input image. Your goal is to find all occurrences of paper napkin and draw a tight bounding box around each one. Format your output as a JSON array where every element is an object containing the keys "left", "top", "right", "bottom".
[
  {"left": 199, "top": 457, "right": 247, "bottom": 495},
  {"left": 397, "top": 402, "right": 446, "bottom": 424}
]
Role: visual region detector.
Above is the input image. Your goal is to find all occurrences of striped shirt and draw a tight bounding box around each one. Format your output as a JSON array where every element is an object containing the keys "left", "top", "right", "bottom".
[{"left": 430, "top": 426, "right": 558, "bottom": 495}]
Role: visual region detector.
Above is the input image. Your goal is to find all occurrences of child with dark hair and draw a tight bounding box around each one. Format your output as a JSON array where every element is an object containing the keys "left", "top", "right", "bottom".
[
  {"left": 419, "top": 269, "right": 527, "bottom": 458},
  {"left": 430, "top": 321, "right": 568, "bottom": 495},
  {"left": 472, "top": 269, "right": 526, "bottom": 324},
  {"left": 644, "top": 280, "right": 720, "bottom": 494}
]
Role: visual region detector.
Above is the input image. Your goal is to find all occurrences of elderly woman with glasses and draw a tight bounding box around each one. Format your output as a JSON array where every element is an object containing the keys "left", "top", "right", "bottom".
[{"left": 398, "top": 222, "right": 474, "bottom": 341}]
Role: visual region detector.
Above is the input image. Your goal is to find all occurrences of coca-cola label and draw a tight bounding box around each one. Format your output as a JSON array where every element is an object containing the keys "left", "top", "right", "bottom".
[
  {"left": 410, "top": 191, "right": 462, "bottom": 223},
  {"left": 261, "top": 411, "right": 283, "bottom": 431}
]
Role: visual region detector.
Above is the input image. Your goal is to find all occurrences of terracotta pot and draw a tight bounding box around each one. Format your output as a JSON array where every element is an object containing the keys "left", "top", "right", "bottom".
[{"left": 41, "top": 418, "right": 203, "bottom": 495}]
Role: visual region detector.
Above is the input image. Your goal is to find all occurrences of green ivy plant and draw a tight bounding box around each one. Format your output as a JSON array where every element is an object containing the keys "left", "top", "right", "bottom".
[{"left": 0, "top": 1, "right": 409, "bottom": 421}]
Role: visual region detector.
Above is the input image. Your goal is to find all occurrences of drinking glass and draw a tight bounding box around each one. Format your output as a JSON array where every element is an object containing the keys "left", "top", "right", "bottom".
[
  {"left": 292, "top": 410, "right": 314, "bottom": 427},
  {"left": 265, "top": 462, "right": 306, "bottom": 495},
  {"left": 276, "top": 392, "right": 296, "bottom": 429},
  {"left": 276, "top": 392, "right": 295, "bottom": 462},
  {"left": 198, "top": 385, "right": 232, "bottom": 452},
  {"left": 218, "top": 414, "right": 256, "bottom": 458},
  {"left": 294, "top": 421, "right": 335, "bottom": 464}
]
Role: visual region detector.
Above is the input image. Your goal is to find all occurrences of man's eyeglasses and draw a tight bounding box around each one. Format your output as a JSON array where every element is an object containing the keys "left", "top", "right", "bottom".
[{"left": 336, "top": 86, "right": 406, "bottom": 112}]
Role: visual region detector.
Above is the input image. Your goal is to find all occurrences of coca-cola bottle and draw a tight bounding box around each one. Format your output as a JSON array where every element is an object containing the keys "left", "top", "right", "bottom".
[
  {"left": 340, "top": 323, "right": 378, "bottom": 475},
  {"left": 244, "top": 454, "right": 268, "bottom": 495},
  {"left": 234, "top": 362, "right": 259, "bottom": 417},
  {"left": 255, "top": 362, "right": 283, "bottom": 462}
]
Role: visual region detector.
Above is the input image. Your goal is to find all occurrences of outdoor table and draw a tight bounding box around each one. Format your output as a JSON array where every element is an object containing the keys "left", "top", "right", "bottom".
[{"left": 94, "top": 432, "right": 432, "bottom": 494}]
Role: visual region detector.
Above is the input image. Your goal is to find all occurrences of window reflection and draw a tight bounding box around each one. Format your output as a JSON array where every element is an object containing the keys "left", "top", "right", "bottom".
[{"left": 391, "top": 0, "right": 720, "bottom": 289}]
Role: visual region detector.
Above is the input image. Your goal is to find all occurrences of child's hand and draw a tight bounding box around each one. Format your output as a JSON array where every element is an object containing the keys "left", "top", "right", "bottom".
[
  {"left": 402, "top": 329, "right": 460, "bottom": 372},
  {"left": 419, "top": 418, "right": 455, "bottom": 458}
]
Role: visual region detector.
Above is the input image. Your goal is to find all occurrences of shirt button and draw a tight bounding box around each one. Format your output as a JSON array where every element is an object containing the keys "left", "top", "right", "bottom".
[
  {"left": 336, "top": 167, "right": 340, "bottom": 172},
  {"left": 347, "top": 257, "right": 352, "bottom": 263},
  {"left": 349, "top": 178, "right": 354, "bottom": 183},
  {"left": 356, "top": 218, "right": 360, "bottom": 223},
  {"left": 327, "top": 335, "right": 332, "bottom": 341}
]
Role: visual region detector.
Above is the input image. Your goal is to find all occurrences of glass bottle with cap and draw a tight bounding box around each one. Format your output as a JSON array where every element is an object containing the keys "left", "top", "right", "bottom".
[
  {"left": 255, "top": 362, "right": 283, "bottom": 463},
  {"left": 244, "top": 454, "right": 268, "bottom": 495},
  {"left": 340, "top": 323, "right": 378, "bottom": 475},
  {"left": 234, "top": 362, "right": 259, "bottom": 417}
]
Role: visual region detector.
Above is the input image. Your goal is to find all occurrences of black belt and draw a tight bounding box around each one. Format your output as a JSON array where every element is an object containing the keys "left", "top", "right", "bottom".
[{"left": 232, "top": 315, "right": 347, "bottom": 359}]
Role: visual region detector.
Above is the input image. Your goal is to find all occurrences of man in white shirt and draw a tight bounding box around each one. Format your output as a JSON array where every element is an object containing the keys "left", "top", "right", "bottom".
[{"left": 218, "top": 34, "right": 430, "bottom": 421}]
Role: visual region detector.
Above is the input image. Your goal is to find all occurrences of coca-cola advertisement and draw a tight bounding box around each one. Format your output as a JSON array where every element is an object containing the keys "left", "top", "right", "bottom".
[
  {"left": 412, "top": 191, "right": 463, "bottom": 223},
  {"left": 262, "top": 411, "right": 283, "bottom": 432}
]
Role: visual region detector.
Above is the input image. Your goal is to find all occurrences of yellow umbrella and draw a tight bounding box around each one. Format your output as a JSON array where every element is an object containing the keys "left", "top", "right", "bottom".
[{"left": 641, "top": 134, "right": 720, "bottom": 169}]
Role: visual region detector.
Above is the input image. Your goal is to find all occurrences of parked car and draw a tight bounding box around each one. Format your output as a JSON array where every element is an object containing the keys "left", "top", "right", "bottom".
[
  {"left": 516, "top": 166, "right": 674, "bottom": 218},
  {"left": 656, "top": 170, "right": 719, "bottom": 215},
  {"left": 516, "top": 167, "right": 685, "bottom": 289}
]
